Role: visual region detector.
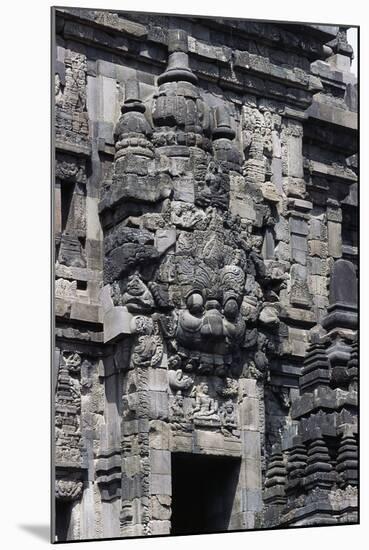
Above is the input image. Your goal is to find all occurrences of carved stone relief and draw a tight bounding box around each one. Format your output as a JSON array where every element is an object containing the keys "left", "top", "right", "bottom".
[{"left": 54, "top": 10, "right": 358, "bottom": 541}]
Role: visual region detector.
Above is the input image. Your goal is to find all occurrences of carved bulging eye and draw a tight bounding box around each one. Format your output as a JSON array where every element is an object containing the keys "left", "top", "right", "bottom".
[{"left": 187, "top": 292, "right": 204, "bottom": 313}]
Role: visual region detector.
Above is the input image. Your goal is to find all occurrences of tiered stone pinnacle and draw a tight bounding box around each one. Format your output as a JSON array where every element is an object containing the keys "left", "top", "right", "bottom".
[
  {"left": 336, "top": 428, "right": 358, "bottom": 487},
  {"left": 347, "top": 338, "right": 358, "bottom": 391},
  {"left": 300, "top": 342, "right": 330, "bottom": 393},
  {"left": 264, "top": 444, "right": 287, "bottom": 505},
  {"left": 286, "top": 436, "right": 307, "bottom": 495},
  {"left": 303, "top": 428, "right": 335, "bottom": 491}
]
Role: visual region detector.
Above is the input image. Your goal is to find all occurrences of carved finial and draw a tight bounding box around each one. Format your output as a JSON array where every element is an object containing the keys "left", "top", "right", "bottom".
[
  {"left": 113, "top": 79, "right": 153, "bottom": 159},
  {"left": 121, "top": 79, "right": 145, "bottom": 114},
  {"left": 212, "top": 106, "right": 236, "bottom": 141},
  {"left": 157, "top": 29, "right": 198, "bottom": 86}
]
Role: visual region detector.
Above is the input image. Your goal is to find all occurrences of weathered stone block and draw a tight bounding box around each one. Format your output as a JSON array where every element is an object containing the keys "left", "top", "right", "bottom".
[
  {"left": 288, "top": 327, "right": 309, "bottom": 357},
  {"left": 291, "top": 234, "right": 308, "bottom": 251},
  {"left": 309, "top": 275, "right": 327, "bottom": 296},
  {"left": 309, "top": 239, "right": 328, "bottom": 258},
  {"left": 290, "top": 217, "right": 309, "bottom": 236},
  {"left": 283, "top": 177, "right": 306, "bottom": 198},
  {"left": 170, "top": 433, "right": 192, "bottom": 453},
  {"left": 308, "top": 257, "right": 328, "bottom": 276},
  {"left": 240, "top": 457, "right": 262, "bottom": 491},
  {"left": 123, "top": 456, "right": 142, "bottom": 477},
  {"left": 150, "top": 450, "right": 171, "bottom": 475},
  {"left": 239, "top": 397, "right": 260, "bottom": 430},
  {"left": 150, "top": 474, "right": 171, "bottom": 495},
  {"left": 149, "top": 391, "right": 169, "bottom": 420},
  {"left": 309, "top": 218, "right": 326, "bottom": 240},
  {"left": 155, "top": 228, "right": 176, "bottom": 254},
  {"left": 328, "top": 221, "right": 342, "bottom": 258},
  {"left": 194, "top": 430, "right": 225, "bottom": 454},
  {"left": 70, "top": 302, "right": 101, "bottom": 323},
  {"left": 241, "top": 431, "right": 261, "bottom": 460},
  {"left": 121, "top": 474, "right": 145, "bottom": 500},
  {"left": 149, "top": 520, "right": 171, "bottom": 535},
  {"left": 151, "top": 495, "right": 172, "bottom": 521},
  {"left": 149, "top": 420, "right": 170, "bottom": 450},
  {"left": 173, "top": 176, "right": 195, "bottom": 202},
  {"left": 291, "top": 249, "right": 307, "bottom": 265},
  {"left": 285, "top": 134, "right": 303, "bottom": 177},
  {"left": 274, "top": 216, "right": 289, "bottom": 242},
  {"left": 239, "top": 379, "right": 258, "bottom": 399},
  {"left": 148, "top": 369, "right": 168, "bottom": 392},
  {"left": 103, "top": 306, "right": 133, "bottom": 343}
]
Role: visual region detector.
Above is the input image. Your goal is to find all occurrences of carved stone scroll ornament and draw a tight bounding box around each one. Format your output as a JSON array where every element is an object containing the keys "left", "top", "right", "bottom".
[
  {"left": 168, "top": 369, "right": 194, "bottom": 392},
  {"left": 55, "top": 479, "right": 83, "bottom": 501}
]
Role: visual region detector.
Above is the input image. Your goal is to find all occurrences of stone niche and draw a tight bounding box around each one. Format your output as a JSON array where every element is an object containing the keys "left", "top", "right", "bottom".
[{"left": 53, "top": 8, "right": 358, "bottom": 542}]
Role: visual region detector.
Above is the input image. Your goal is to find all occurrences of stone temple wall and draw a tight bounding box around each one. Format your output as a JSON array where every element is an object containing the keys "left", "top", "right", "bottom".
[{"left": 53, "top": 8, "right": 358, "bottom": 542}]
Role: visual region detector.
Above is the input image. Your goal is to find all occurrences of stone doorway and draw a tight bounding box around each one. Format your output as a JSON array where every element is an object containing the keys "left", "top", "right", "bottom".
[
  {"left": 55, "top": 500, "right": 72, "bottom": 542},
  {"left": 170, "top": 452, "right": 241, "bottom": 535}
]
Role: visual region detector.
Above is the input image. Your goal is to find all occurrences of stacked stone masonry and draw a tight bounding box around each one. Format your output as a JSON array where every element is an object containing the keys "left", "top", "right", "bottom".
[{"left": 53, "top": 8, "right": 358, "bottom": 541}]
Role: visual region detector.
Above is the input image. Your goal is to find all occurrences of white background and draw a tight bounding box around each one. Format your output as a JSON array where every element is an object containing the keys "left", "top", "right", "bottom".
[{"left": 1, "top": 1, "right": 366, "bottom": 548}]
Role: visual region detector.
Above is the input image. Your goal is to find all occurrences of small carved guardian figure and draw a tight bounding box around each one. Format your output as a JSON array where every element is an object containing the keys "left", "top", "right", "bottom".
[
  {"left": 217, "top": 377, "right": 239, "bottom": 399},
  {"left": 220, "top": 400, "right": 237, "bottom": 433},
  {"left": 198, "top": 160, "right": 228, "bottom": 209},
  {"left": 122, "top": 272, "right": 154, "bottom": 313},
  {"left": 170, "top": 391, "right": 191, "bottom": 431},
  {"left": 191, "top": 382, "right": 220, "bottom": 427}
]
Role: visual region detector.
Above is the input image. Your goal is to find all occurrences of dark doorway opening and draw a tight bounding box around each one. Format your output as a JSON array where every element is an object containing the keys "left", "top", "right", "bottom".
[
  {"left": 55, "top": 500, "right": 72, "bottom": 542},
  {"left": 171, "top": 452, "right": 241, "bottom": 535}
]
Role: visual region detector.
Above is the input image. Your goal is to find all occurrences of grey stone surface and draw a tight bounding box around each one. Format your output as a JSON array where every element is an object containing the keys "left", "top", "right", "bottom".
[{"left": 53, "top": 9, "right": 358, "bottom": 542}]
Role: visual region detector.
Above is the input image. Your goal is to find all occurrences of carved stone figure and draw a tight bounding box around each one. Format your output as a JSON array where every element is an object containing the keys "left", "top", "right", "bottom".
[
  {"left": 122, "top": 272, "right": 154, "bottom": 313},
  {"left": 131, "top": 317, "right": 163, "bottom": 368},
  {"left": 170, "top": 391, "right": 192, "bottom": 431},
  {"left": 191, "top": 383, "right": 220, "bottom": 427},
  {"left": 220, "top": 400, "right": 238, "bottom": 432}
]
